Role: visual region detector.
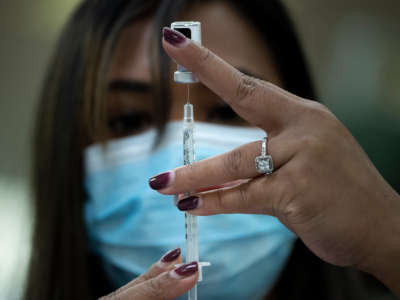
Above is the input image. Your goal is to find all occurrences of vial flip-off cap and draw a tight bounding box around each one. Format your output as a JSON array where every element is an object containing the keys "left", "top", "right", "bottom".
[{"left": 171, "top": 22, "right": 202, "bottom": 84}]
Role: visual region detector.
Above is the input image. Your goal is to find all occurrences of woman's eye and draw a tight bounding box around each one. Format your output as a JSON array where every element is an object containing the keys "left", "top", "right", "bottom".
[
  {"left": 207, "top": 105, "right": 246, "bottom": 125},
  {"left": 108, "top": 112, "right": 153, "bottom": 136}
]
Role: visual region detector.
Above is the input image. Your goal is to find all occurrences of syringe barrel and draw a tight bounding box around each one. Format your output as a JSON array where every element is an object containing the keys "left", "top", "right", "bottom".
[
  {"left": 183, "top": 103, "right": 195, "bottom": 165},
  {"left": 186, "top": 213, "right": 199, "bottom": 262},
  {"left": 183, "top": 103, "right": 198, "bottom": 263}
]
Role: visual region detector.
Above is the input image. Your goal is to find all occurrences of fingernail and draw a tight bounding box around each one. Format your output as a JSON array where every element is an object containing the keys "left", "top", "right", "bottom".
[
  {"left": 163, "top": 27, "right": 187, "bottom": 47},
  {"left": 149, "top": 171, "right": 174, "bottom": 190},
  {"left": 177, "top": 196, "right": 200, "bottom": 211},
  {"left": 161, "top": 248, "right": 181, "bottom": 263},
  {"left": 171, "top": 262, "right": 198, "bottom": 278}
]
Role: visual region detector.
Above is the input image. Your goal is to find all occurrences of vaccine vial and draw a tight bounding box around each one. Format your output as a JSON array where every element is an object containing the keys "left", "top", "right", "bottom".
[{"left": 171, "top": 21, "right": 202, "bottom": 84}]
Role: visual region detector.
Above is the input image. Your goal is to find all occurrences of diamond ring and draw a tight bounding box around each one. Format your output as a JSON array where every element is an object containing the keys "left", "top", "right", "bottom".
[{"left": 255, "top": 135, "right": 274, "bottom": 175}]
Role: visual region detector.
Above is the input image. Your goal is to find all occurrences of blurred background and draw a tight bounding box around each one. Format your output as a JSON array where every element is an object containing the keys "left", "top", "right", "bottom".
[{"left": 0, "top": 0, "right": 399, "bottom": 299}]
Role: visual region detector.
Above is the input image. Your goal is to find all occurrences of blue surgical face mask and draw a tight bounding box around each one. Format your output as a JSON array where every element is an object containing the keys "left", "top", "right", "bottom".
[{"left": 84, "top": 121, "right": 296, "bottom": 300}]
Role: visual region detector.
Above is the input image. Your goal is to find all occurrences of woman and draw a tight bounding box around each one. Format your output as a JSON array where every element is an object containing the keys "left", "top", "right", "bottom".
[{"left": 24, "top": 0, "right": 399, "bottom": 299}]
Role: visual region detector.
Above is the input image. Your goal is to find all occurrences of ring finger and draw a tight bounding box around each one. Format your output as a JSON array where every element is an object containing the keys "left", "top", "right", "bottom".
[{"left": 149, "top": 133, "right": 295, "bottom": 195}]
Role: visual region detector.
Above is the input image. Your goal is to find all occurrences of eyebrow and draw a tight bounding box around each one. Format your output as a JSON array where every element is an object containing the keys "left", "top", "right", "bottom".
[
  {"left": 109, "top": 79, "right": 152, "bottom": 93},
  {"left": 109, "top": 67, "right": 264, "bottom": 93}
]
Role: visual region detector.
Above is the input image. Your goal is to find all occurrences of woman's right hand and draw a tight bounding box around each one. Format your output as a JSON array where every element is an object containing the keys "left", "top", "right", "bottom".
[
  {"left": 99, "top": 248, "right": 198, "bottom": 300},
  {"left": 153, "top": 27, "right": 400, "bottom": 295}
]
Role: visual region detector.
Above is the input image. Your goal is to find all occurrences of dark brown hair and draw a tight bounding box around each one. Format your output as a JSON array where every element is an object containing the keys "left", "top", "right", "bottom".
[{"left": 25, "top": 0, "right": 392, "bottom": 299}]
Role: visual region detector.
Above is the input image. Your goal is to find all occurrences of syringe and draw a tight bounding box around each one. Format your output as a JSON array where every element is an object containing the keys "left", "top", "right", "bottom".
[
  {"left": 171, "top": 21, "right": 209, "bottom": 300},
  {"left": 183, "top": 85, "right": 210, "bottom": 300},
  {"left": 183, "top": 85, "right": 198, "bottom": 300}
]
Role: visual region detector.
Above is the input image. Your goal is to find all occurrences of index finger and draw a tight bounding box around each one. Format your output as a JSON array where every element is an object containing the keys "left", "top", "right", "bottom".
[
  {"left": 105, "top": 248, "right": 183, "bottom": 296},
  {"left": 162, "top": 27, "right": 301, "bottom": 129}
]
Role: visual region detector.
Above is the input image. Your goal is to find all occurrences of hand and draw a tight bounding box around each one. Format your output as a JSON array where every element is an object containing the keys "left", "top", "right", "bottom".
[
  {"left": 99, "top": 248, "right": 198, "bottom": 300},
  {"left": 149, "top": 28, "right": 400, "bottom": 294}
]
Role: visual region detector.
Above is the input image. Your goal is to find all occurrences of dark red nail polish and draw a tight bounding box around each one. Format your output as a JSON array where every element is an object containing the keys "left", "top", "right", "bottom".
[
  {"left": 174, "top": 262, "right": 198, "bottom": 277},
  {"left": 163, "top": 27, "right": 187, "bottom": 46},
  {"left": 161, "top": 248, "right": 181, "bottom": 263},
  {"left": 149, "top": 172, "right": 173, "bottom": 190},
  {"left": 177, "top": 196, "right": 199, "bottom": 211}
]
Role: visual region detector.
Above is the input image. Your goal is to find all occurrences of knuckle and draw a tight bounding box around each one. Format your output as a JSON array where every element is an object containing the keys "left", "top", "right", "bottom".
[
  {"left": 236, "top": 73, "right": 257, "bottom": 104},
  {"left": 283, "top": 190, "right": 321, "bottom": 227},
  {"left": 140, "top": 272, "right": 152, "bottom": 282},
  {"left": 237, "top": 184, "right": 250, "bottom": 210},
  {"left": 310, "top": 101, "right": 330, "bottom": 113},
  {"left": 282, "top": 198, "right": 304, "bottom": 225},
  {"left": 284, "top": 162, "right": 320, "bottom": 215},
  {"left": 276, "top": 173, "right": 307, "bottom": 223},
  {"left": 299, "top": 134, "right": 330, "bottom": 161},
  {"left": 146, "top": 278, "right": 165, "bottom": 299},
  {"left": 305, "top": 101, "right": 335, "bottom": 121},
  {"left": 261, "top": 173, "right": 292, "bottom": 218},
  {"left": 180, "top": 163, "right": 199, "bottom": 188},
  {"left": 215, "top": 189, "right": 225, "bottom": 210},
  {"left": 223, "top": 148, "right": 243, "bottom": 176},
  {"left": 195, "top": 46, "right": 213, "bottom": 69},
  {"left": 215, "top": 189, "right": 234, "bottom": 211},
  {"left": 299, "top": 134, "right": 321, "bottom": 151},
  {"left": 290, "top": 160, "right": 312, "bottom": 189},
  {"left": 266, "top": 168, "right": 321, "bottom": 227},
  {"left": 214, "top": 183, "right": 249, "bottom": 212},
  {"left": 200, "top": 47, "right": 211, "bottom": 64}
]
